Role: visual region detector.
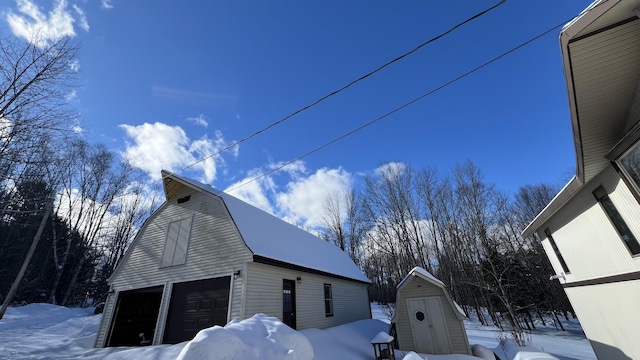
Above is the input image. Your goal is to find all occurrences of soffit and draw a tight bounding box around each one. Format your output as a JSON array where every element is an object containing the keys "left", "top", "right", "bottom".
[{"left": 566, "top": 2, "right": 640, "bottom": 183}]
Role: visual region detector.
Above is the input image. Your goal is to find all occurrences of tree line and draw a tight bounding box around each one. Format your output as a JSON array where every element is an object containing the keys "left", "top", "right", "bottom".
[
  {"left": 318, "top": 162, "right": 573, "bottom": 333},
  {"left": 0, "top": 33, "right": 156, "bottom": 318}
]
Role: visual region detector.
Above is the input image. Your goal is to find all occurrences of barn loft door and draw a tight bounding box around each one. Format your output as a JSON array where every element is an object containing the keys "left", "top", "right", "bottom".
[
  {"left": 282, "top": 279, "right": 296, "bottom": 329},
  {"left": 407, "top": 297, "right": 451, "bottom": 354}
]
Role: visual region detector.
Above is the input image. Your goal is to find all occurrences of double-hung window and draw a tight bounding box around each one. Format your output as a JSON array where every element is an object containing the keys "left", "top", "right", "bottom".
[{"left": 324, "top": 284, "right": 333, "bottom": 317}]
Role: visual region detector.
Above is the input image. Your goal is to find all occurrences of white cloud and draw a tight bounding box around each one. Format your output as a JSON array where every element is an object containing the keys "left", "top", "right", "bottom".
[
  {"left": 6, "top": 0, "right": 87, "bottom": 46},
  {"left": 65, "top": 89, "right": 77, "bottom": 101},
  {"left": 374, "top": 161, "right": 406, "bottom": 176},
  {"left": 69, "top": 59, "right": 80, "bottom": 72},
  {"left": 119, "top": 122, "right": 234, "bottom": 183},
  {"left": 72, "top": 4, "right": 88, "bottom": 31},
  {"left": 187, "top": 114, "right": 209, "bottom": 128},
  {"left": 72, "top": 125, "right": 83, "bottom": 134},
  {"left": 225, "top": 171, "right": 277, "bottom": 215},
  {"left": 276, "top": 167, "right": 352, "bottom": 229},
  {"left": 224, "top": 163, "right": 352, "bottom": 230},
  {"left": 101, "top": 0, "right": 113, "bottom": 9}
]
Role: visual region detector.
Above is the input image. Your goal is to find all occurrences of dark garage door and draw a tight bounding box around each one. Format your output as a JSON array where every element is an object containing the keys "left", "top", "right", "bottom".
[{"left": 163, "top": 276, "right": 231, "bottom": 344}]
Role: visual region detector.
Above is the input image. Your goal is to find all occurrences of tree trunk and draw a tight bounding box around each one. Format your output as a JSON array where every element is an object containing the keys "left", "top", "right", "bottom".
[
  {"left": 60, "top": 255, "right": 86, "bottom": 306},
  {"left": 0, "top": 203, "right": 51, "bottom": 320}
]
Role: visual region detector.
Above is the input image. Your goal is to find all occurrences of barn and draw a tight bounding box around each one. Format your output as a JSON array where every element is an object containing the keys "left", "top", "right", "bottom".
[
  {"left": 391, "top": 267, "right": 471, "bottom": 355},
  {"left": 94, "top": 170, "right": 371, "bottom": 347}
]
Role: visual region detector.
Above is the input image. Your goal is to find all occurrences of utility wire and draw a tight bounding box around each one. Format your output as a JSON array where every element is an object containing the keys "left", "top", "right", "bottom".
[
  {"left": 226, "top": 19, "right": 568, "bottom": 192},
  {"left": 177, "top": 0, "right": 507, "bottom": 174}
]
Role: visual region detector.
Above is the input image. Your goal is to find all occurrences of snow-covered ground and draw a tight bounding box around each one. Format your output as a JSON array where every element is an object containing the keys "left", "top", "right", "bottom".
[{"left": 0, "top": 303, "right": 596, "bottom": 360}]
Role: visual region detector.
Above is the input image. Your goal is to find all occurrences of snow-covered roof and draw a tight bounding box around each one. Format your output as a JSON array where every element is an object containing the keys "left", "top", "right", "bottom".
[
  {"left": 396, "top": 266, "right": 445, "bottom": 288},
  {"left": 394, "top": 267, "right": 465, "bottom": 319},
  {"left": 162, "top": 171, "right": 370, "bottom": 283}
]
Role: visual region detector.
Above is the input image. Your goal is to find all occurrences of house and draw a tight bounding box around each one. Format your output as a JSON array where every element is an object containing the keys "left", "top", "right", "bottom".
[
  {"left": 391, "top": 267, "right": 471, "bottom": 355},
  {"left": 95, "top": 170, "right": 371, "bottom": 347},
  {"left": 522, "top": 0, "right": 640, "bottom": 358}
]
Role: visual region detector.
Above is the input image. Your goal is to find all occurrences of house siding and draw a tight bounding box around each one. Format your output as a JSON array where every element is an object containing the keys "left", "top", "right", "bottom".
[
  {"left": 565, "top": 280, "right": 640, "bottom": 359},
  {"left": 97, "top": 187, "right": 253, "bottom": 346},
  {"left": 539, "top": 165, "right": 640, "bottom": 282},
  {"left": 394, "top": 276, "right": 470, "bottom": 355},
  {"left": 244, "top": 262, "right": 370, "bottom": 329},
  {"left": 95, "top": 293, "right": 117, "bottom": 347}
]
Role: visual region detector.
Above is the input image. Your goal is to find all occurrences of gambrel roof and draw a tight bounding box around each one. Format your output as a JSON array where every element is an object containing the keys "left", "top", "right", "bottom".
[{"left": 162, "top": 170, "right": 370, "bottom": 284}]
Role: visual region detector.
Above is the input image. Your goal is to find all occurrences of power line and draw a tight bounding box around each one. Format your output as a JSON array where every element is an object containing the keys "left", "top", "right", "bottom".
[
  {"left": 226, "top": 19, "right": 569, "bottom": 192},
  {"left": 177, "top": 0, "right": 507, "bottom": 174}
]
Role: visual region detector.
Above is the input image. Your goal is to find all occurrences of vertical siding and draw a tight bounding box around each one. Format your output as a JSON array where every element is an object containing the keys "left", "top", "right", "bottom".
[
  {"left": 244, "top": 262, "right": 370, "bottom": 329},
  {"left": 565, "top": 280, "right": 640, "bottom": 359},
  {"left": 94, "top": 292, "right": 117, "bottom": 347},
  {"left": 541, "top": 165, "right": 640, "bottom": 282},
  {"left": 393, "top": 276, "right": 470, "bottom": 355},
  {"left": 99, "top": 188, "right": 253, "bottom": 346}
]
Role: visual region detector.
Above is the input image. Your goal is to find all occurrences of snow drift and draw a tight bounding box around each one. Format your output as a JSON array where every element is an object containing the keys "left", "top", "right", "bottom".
[{"left": 176, "top": 314, "right": 314, "bottom": 360}]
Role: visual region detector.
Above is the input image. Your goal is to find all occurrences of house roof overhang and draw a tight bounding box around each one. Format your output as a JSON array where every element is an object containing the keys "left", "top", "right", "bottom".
[{"left": 522, "top": 0, "right": 640, "bottom": 238}]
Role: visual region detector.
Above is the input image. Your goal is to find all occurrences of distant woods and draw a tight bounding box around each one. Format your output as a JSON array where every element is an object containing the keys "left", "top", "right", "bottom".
[
  {"left": 0, "top": 33, "right": 156, "bottom": 317},
  {"left": 318, "top": 162, "right": 573, "bottom": 332}
]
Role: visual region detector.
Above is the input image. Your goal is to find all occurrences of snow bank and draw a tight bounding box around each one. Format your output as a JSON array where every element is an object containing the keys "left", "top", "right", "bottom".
[
  {"left": 0, "top": 303, "right": 595, "bottom": 360},
  {"left": 498, "top": 339, "right": 559, "bottom": 360},
  {"left": 300, "top": 319, "right": 389, "bottom": 360},
  {"left": 176, "top": 314, "right": 314, "bottom": 360}
]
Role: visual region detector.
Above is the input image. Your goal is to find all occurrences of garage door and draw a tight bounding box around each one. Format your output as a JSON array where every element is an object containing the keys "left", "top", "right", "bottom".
[{"left": 163, "top": 276, "right": 231, "bottom": 344}]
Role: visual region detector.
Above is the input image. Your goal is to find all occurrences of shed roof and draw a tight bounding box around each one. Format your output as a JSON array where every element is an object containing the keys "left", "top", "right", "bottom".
[
  {"left": 393, "top": 267, "right": 465, "bottom": 320},
  {"left": 522, "top": 0, "right": 640, "bottom": 238},
  {"left": 161, "top": 170, "right": 370, "bottom": 284}
]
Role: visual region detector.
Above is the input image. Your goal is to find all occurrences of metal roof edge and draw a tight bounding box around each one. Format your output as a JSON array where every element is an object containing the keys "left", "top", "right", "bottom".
[{"left": 521, "top": 176, "right": 583, "bottom": 238}]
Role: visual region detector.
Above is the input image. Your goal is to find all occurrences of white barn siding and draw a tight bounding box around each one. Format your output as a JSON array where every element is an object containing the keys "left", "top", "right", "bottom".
[
  {"left": 244, "top": 262, "right": 370, "bottom": 329},
  {"left": 98, "top": 187, "right": 253, "bottom": 345},
  {"left": 152, "top": 282, "right": 173, "bottom": 344},
  {"left": 394, "top": 277, "right": 469, "bottom": 354},
  {"left": 565, "top": 280, "right": 640, "bottom": 359},
  {"left": 540, "top": 165, "right": 640, "bottom": 282},
  {"left": 95, "top": 293, "right": 117, "bottom": 347}
]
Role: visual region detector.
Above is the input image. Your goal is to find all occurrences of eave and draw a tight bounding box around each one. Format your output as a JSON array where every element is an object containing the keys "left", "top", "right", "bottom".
[{"left": 522, "top": 0, "right": 640, "bottom": 238}]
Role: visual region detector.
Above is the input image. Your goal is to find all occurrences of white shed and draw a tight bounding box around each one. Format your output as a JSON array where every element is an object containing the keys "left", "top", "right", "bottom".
[
  {"left": 95, "top": 170, "right": 371, "bottom": 347},
  {"left": 391, "top": 267, "right": 470, "bottom": 355}
]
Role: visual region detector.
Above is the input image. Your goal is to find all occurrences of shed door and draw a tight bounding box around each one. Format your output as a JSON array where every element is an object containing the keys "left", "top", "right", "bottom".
[
  {"left": 163, "top": 276, "right": 231, "bottom": 344},
  {"left": 407, "top": 297, "right": 451, "bottom": 354}
]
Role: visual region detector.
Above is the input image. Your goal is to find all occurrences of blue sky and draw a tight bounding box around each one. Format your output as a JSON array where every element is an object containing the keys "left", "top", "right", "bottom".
[{"left": 2, "top": 0, "right": 593, "bottom": 227}]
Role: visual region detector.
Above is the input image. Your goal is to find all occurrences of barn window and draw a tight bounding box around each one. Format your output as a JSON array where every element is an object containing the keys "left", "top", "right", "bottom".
[
  {"left": 161, "top": 215, "right": 193, "bottom": 267},
  {"left": 324, "top": 284, "right": 333, "bottom": 317},
  {"left": 544, "top": 228, "right": 570, "bottom": 274},
  {"left": 593, "top": 186, "right": 640, "bottom": 255}
]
